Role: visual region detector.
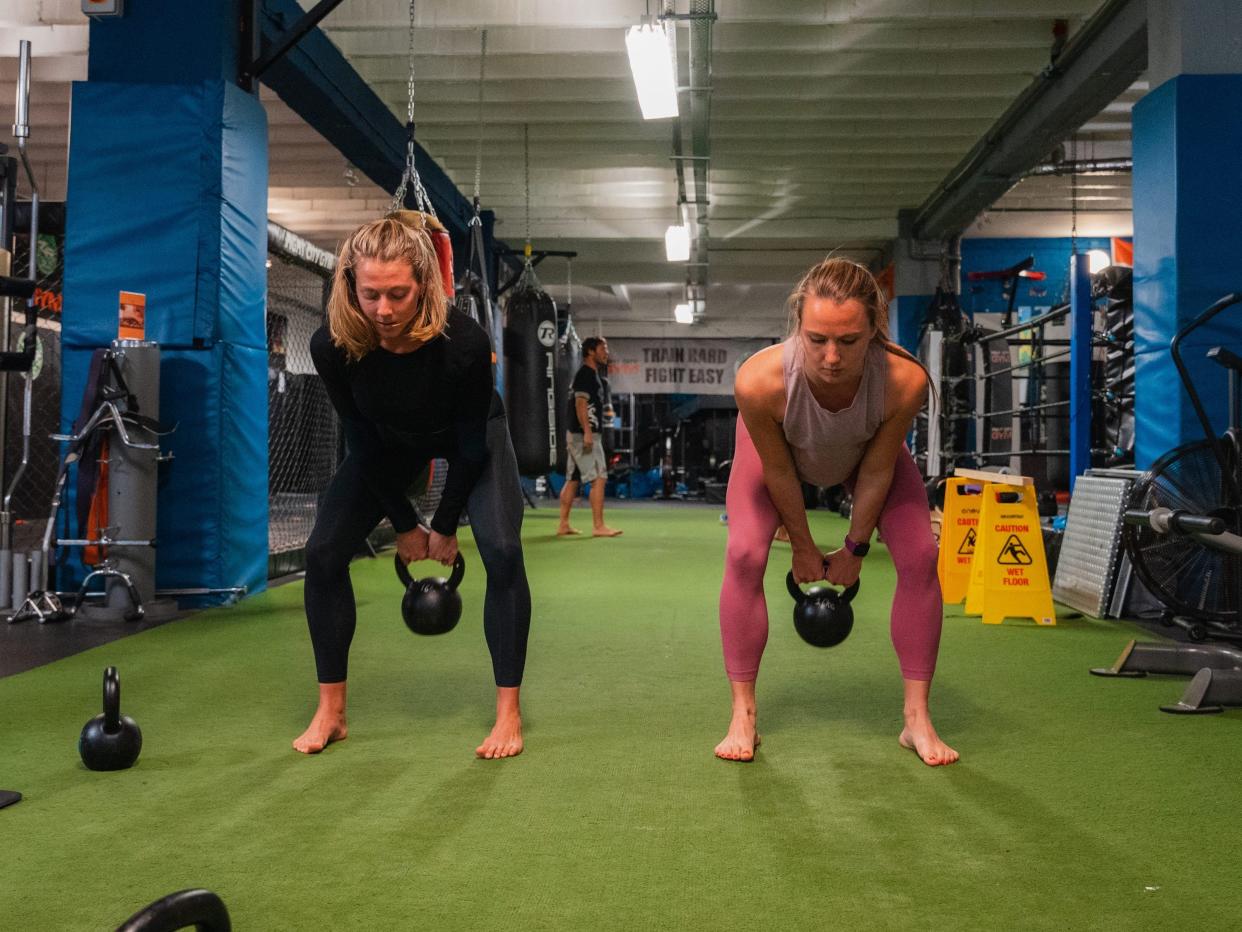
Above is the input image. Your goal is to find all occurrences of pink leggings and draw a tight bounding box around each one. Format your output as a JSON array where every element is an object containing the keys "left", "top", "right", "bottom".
[{"left": 719, "top": 418, "right": 942, "bottom": 681}]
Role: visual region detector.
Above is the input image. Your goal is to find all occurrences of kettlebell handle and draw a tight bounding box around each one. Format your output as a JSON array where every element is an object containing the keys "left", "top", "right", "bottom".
[
  {"left": 785, "top": 572, "right": 861, "bottom": 604},
  {"left": 394, "top": 553, "right": 466, "bottom": 591},
  {"left": 785, "top": 571, "right": 808, "bottom": 604},
  {"left": 446, "top": 554, "right": 465, "bottom": 591},
  {"left": 103, "top": 666, "right": 120, "bottom": 733},
  {"left": 394, "top": 553, "right": 414, "bottom": 589}
]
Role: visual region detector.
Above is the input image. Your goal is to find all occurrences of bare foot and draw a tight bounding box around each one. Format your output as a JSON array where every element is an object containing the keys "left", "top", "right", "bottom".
[
  {"left": 476, "top": 712, "right": 523, "bottom": 759},
  {"left": 898, "top": 714, "right": 959, "bottom": 767},
  {"left": 592, "top": 526, "right": 623, "bottom": 537},
  {"left": 556, "top": 526, "right": 581, "bottom": 536},
  {"left": 714, "top": 710, "right": 761, "bottom": 762},
  {"left": 293, "top": 711, "right": 348, "bottom": 754}
]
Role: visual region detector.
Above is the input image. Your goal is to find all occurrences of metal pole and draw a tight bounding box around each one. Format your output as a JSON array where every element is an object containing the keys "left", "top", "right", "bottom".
[
  {"left": 1069, "top": 253, "right": 1094, "bottom": 490},
  {"left": 926, "top": 330, "right": 943, "bottom": 476}
]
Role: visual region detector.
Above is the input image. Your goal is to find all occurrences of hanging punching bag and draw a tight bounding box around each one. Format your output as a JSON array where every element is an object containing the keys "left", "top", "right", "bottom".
[
  {"left": 387, "top": 210, "right": 454, "bottom": 298},
  {"left": 553, "top": 316, "right": 582, "bottom": 474},
  {"left": 504, "top": 269, "right": 560, "bottom": 476}
]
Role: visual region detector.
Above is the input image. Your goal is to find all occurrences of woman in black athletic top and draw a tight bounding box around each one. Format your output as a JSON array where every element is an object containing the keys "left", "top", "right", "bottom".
[{"left": 294, "top": 216, "right": 531, "bottom": 759}]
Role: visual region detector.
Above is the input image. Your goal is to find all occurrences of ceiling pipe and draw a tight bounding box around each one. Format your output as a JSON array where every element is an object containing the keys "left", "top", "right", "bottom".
[
  {"left": 1024, "top": 157, "right": 1133, "bottom": 177},
  {"left": 910, "top": 0, "right": 1145, "bottom": 240}
]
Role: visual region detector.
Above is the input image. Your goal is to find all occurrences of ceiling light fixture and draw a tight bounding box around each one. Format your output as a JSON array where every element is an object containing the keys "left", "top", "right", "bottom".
[
  {"left": 665, "top": 222, "right": 690, "bottom": 262},
  {"left": 1086, "top": 249, "right": 1111, "bottom": 274},
  {"left": 625, "top": 20, "right": 678, "bottom": 120}
]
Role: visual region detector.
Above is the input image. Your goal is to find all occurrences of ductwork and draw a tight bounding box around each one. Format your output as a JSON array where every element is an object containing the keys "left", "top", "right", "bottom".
[
  {"left": 1024, "top": 158, "right": 1133, "bottom": 177},
  {"left": 667, "top": 0, "right": 714, "bottom": 318}
]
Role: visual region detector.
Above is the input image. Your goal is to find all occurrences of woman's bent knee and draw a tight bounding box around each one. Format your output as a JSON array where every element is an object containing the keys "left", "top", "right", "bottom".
[
  {"left": 725, "top": 540, "right": 770, "bottom": 584},
  {"left": 304, "top": 537, "right": 350, "bottom": 581}
]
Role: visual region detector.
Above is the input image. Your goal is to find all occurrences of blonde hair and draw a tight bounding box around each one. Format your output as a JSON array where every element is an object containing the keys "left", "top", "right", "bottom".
[
  {"left": 787, "top": 256, "right": 933, "bottom": 392},
  {"left": 326, "top": 215, "right": 448, "bottom": 361}
]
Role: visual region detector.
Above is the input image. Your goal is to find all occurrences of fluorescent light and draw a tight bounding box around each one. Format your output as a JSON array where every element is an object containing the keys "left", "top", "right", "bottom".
[
  {"left": 674, "top": 302, "right": 694, "bottom": 324},
  {"left": 665, "top": 224, "right": 690, "bottom": 261},
  {"left": 1086, "top": 249, "right": 1111, "bottom": 274},
  {"left": 625, "top": 23, "right": 678, "bottom": 120}
]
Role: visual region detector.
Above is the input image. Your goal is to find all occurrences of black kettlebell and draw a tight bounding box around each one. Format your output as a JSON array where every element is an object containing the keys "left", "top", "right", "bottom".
[
  {"left": 79, "top": 666, "right": 142, "bottom": 771},
  {"left": 394, "top": 553, "right": 465, "bottom": 635},
  {"left": 786, "top": 573, "right": 860, "bottom": 648},
  {"left": 116, "top": 888, "right": 231, "bottom": 932}
]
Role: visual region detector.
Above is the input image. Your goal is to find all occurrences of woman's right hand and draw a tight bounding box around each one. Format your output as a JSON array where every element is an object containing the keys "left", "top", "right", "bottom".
[
  {"left": 396, "top": 526, "right": 430, "bottom": 565},
  {"left": 791, "top": 543, "right": 827, "bottom": 584}
]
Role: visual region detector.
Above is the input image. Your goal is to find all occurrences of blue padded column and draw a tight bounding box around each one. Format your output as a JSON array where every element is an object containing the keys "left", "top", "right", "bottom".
[
  {"left": 61, "top": 1, "right": 268, "bottom": 603},
  {"left": 1067, "top": 253, "right": 1093, "bottom": 489},
  {"left": 1132, "top": 75, "right": 1242, "bottom": 467},
  {"left": 1133, "top": 0, "right": 1242, "bottom": 467}
]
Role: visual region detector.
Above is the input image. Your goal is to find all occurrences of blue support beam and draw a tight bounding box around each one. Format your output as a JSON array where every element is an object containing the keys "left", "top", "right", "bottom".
[{"left": 1068, "top": 253, "right": 1093, "bottom": 489}]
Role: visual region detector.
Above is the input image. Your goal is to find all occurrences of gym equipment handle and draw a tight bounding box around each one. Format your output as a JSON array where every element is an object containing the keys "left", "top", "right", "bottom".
[
  {"left": 1125, "top": 508, "right": 1225, "bottom": 536},
  {"left": 0, "top": 275, "right": 36, "bottom": 300}
]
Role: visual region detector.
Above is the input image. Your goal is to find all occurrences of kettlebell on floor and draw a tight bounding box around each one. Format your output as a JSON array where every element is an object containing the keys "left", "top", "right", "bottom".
[{"left": 79, "top": 666, "right": 142, "bottom": 771}]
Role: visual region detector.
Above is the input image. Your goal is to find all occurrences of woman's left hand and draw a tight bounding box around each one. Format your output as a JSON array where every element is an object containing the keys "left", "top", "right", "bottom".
[
  {"left": 823, "top": 548, "right": 862, "bottom": 587},
  {"left": 428, "top": 530, "right": 459, "bottom": 566}
]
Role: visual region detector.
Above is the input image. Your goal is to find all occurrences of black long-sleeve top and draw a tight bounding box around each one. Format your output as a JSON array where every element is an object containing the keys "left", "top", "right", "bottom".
[{"left": 310, "top": 309, "right": 500, "bottom": 536}]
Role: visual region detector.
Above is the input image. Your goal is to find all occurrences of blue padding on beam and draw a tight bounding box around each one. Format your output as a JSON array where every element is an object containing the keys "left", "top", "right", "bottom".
[
  {"left": 1068, "top": 254, "right": 1093, "bottom": 489},
  {"left": 63, "top": 82, "right": 208, "bottom": 348},
  {"left": 219, "top": 84, "right": 270, "bottom": 351},
  {"left": 87, "top": 2, "right": 238, "bottom": 85},
  {"left": 59, "top": 80, "right": 269, "bottom": 603},
  {"left": 153, "top": 344, "right": 267, "bottom": 602},
  {"left": 63, "top": 82, "right": 268, "bottom": 350},
  {"left": 1133, "top": 74, "right": 1242, "bottom": 467}
]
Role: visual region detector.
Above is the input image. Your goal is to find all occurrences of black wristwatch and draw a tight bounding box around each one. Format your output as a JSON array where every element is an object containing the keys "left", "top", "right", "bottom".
[{"left": 843, "top": 535, "right": 870, "bottom": 557}]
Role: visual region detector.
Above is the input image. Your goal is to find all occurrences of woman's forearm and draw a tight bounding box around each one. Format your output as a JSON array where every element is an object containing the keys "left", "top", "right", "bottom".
[{"left": 847, "top": 466, "right": 896, "bottom": 542}]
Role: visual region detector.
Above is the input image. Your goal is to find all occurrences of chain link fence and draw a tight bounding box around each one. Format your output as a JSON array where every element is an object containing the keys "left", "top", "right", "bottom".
[{"left": 265, "top": 250, "right": 342, "bottom": 577}]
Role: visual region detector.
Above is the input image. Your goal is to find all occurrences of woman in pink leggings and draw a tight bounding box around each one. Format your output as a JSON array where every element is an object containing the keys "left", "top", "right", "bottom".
[{"left": 717, "top": 257, "right": 958, "bottom": 767}]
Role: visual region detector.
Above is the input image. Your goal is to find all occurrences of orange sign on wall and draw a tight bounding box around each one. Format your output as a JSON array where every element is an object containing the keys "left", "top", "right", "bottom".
[{"left": 118, "top": 291, "right": 146, "bottom": 340}]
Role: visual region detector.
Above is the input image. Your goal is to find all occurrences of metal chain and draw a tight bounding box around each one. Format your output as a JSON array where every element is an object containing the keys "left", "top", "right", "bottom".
[
  {"left": 523, "top": 123, "right": 532, "bottom": 256},
  {"left": 473, "top": 29, "right": 488, "bottom": 203},
  {"left": 1069, "top": 135, "right": 1078, "bottom": 256},
  {"left": 389, "top": 0, "right": 433, "bottom": 215},
  {"left": 566, "top": 256, "right": 573, "bottom": 308}
]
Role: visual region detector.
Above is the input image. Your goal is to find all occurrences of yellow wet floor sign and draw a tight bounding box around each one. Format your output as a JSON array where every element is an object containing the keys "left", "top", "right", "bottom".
[
  {"left": 962, "top": 480, "right": 1055, "bottom": 626},
  {"left": 936, "top": 478, "right": 983, "bottom": 604}
]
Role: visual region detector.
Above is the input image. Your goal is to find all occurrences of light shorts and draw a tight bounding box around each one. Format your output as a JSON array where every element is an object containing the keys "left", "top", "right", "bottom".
[{"left": 565, "top": 431, "right": 608, "bottom": 484}]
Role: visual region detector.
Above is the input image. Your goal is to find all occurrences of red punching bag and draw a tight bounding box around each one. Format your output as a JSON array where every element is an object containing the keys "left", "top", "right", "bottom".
[{"left": 387, "top": 210, "right": 455, "bottom": 298}]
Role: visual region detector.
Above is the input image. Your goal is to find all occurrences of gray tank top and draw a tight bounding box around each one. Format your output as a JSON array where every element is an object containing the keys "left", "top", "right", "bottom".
[{"left": 781, "top": 337, "right": 887, "bottom": 487}]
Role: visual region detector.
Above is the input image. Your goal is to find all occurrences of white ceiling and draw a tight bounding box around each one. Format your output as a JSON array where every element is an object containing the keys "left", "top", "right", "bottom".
[{"left": 3, "top": 0, "right": 1138, "bottom": 335}]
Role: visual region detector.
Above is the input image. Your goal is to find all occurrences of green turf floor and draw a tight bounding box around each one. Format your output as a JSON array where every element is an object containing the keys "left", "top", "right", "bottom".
[{"left": 2, "top": 504, "right": 1240, "bottom": 930}]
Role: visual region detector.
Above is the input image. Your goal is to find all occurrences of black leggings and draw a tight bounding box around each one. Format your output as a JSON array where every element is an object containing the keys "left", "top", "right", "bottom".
[{"left": 303, "top": 415, "right": 531, "bottom": 686}]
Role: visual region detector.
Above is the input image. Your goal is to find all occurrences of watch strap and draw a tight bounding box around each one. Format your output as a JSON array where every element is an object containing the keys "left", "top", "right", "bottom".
[{"left": 844, "top": 534, "right": 870, "bottom": 557}]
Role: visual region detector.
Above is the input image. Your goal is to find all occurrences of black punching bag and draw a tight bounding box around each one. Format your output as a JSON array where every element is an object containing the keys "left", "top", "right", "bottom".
[
  {"left": 504, "top": 271, "right": 560, "bottom": 476},
  {"left": 554, "top": 318, "right": 582, "bottom": 474}
]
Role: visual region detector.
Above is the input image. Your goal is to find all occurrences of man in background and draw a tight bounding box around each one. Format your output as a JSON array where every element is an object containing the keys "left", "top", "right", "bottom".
[{"left": 557, "top": 337, "right": 623, "bottom": 538}]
